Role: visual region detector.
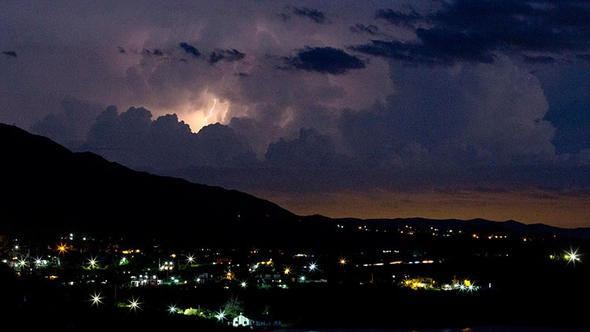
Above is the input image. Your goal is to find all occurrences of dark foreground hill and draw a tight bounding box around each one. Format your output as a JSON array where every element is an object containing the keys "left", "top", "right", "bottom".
[{"left": 0, "top": 123, "right": 301, "bottom": 245}]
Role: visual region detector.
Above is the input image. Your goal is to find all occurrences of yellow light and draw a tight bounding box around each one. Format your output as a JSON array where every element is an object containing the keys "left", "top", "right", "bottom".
[
  {"left": 181, "top": 93, "right": 231, "bottom": 133},
  {"left": 56, "top": 243, "right": 68, "bottom": 254},
  {"left": 339, "top": 258, "right": 347, "bottom": 265},
  {"left": 283, "top": 267, "right": 291, "bottom": 275}
]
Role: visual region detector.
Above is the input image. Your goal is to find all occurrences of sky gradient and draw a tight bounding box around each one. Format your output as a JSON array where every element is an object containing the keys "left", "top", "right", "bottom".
[{"left": 1, "top": 1, "right": 589, "bottom": 227}]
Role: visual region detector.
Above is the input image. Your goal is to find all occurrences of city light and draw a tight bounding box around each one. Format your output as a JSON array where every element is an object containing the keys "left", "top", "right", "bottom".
[
  {"left": 168, "top": 305, "right": 178, "bottom": 314},
  {"left": 186, "top": 255, "right": 195, "bottom": 263},
  {"left": 119, "top": 257, "right": 129, "bottom": 266},
  {"left": 87, "top": 257, "right": 98, "bottom": 269},
  {"left": 90, "top": 292, "right": 103, "bottom": 306},
  {"left": 128, "top": 297, "right": 141, "bottom": 311},
  {"left": 215, "top": 309, "right": 226, "bottom": 321},
  {"left": 56, "top": 243, "right": 68, "bottom": 254},
  {"left": 339, "top": 258, "right": 347, "bottom": 265},
  {"left": 308, "top": 262, "right": 318, "bottom": 271},
  {"left": 564, "top": 248, "right": 581, "bottom": 265},
  {"left": 159, "top": 261, "right": 174, "bottom": 271},
  {"left": 240, "top": 281, "right": 247, "bottom": 288},
  {"left": 17, "top": 258, "right": 27, "bottom": 268},
  {"left": 283, "top": 267, "right": 291, "bottom": 275}
]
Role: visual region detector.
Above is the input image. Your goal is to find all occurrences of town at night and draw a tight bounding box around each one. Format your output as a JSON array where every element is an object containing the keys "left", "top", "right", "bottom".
[{"left": 1, "top": 217, "right": 588, "bottom": 330}]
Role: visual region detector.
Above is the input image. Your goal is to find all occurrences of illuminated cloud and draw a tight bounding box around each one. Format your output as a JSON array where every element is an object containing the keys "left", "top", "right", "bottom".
[{"left": 1, "top": 1, "right": 590, "bottom": 226}]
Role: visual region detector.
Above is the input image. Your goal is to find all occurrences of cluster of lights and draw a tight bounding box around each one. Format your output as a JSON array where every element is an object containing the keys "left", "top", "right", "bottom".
[
  {"left": 92, "top": 294, "right": 222, "bottom": 316},
  {"left": 88, "top": 292, "right": 144, "bottom": 311},
  {"left": 444, "top": 279, "right": 480, "bottom": 292},
  {"left": 8, "top": 234, "right": 586, "bottom": 311},
  {"left": 34, "top": 257, "right": 48, "bottom": 267},
  {"left": 159, "top": 261, "right": 174, "bottom": 271}
]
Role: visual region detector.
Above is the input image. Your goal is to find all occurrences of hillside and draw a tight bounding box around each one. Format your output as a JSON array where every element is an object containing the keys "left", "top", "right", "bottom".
[{"left": 0, "top": 123, "right": 297, "bottom": 244}]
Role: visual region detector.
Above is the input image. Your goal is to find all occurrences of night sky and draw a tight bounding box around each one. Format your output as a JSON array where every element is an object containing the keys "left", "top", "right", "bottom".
[{"left": 1, "top": 1, "right": 590, "bottom": 227}]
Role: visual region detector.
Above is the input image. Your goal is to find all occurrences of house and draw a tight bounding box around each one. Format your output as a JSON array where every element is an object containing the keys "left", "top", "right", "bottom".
[{"left": 232, "top": 313, "right": 251, "bottom": 328}]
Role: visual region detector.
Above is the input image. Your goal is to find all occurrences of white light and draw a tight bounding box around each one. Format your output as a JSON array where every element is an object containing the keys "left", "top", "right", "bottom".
[
  {"left": 90, "top": 292, "right": 103, "bottom": 306},
  {"left": 565, "top": 248, "right": 582, "bottom": 265},
  {"left": 308, "top": 263, "right": 318, "bottom": 271},
  {"left": 17, "top": 258, "right": 27, "bottom": 268},
  {"left": 240, "top": 281, "right": 247, "bottom": 288},
  {"left": 88, "top": 257, "right": 98, "bottom": 269},
  {"left": 168, "top": 305, "right": 178, "bottom": 314},
  {"left": 215, "top": 309, "right": 226, "bottom": 321},
  {"left": 128, "top": 297, "right": 141, "bottom": 311},
  {"left": 186, "top": 255, "right": 195, "bottom": 263}
]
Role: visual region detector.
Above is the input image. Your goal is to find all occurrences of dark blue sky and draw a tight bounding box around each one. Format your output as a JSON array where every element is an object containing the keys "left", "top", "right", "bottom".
[{"left": 1, "top": 1, "right": 589, "bottom": 226}]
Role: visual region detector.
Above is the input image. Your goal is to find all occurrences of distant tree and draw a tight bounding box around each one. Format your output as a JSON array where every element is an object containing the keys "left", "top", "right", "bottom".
[{"left": 223, "top": 297, "right": 244, "bottom": 319}]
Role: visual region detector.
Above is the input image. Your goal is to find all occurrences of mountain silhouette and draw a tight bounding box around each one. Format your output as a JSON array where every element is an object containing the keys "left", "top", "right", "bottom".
[{"left": 0, "top": 123, "right": 298, "bottom": 245}]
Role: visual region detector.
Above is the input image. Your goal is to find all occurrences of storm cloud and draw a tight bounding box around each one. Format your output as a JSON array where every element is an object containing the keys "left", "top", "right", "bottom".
[
  {"left": 290, "top": 7, "right": 328, "bottom": 24},
  {"left": 2, "top": 51, "right": 17, "bottom": 58},
  {"left": 179, "top": 42, "right": 201, "bottom": 58},
  {"left": 355, "top": 0, "right": 590, "bottom": 65},
  {"left": 284, "top": 47, "right": 365, "bottom": 74},
  {"left": 82, "top": 106, "right": 255, "bottom": 170},
  {"left": 2, "top": 0, "right": 590, "bottom": 225}
]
